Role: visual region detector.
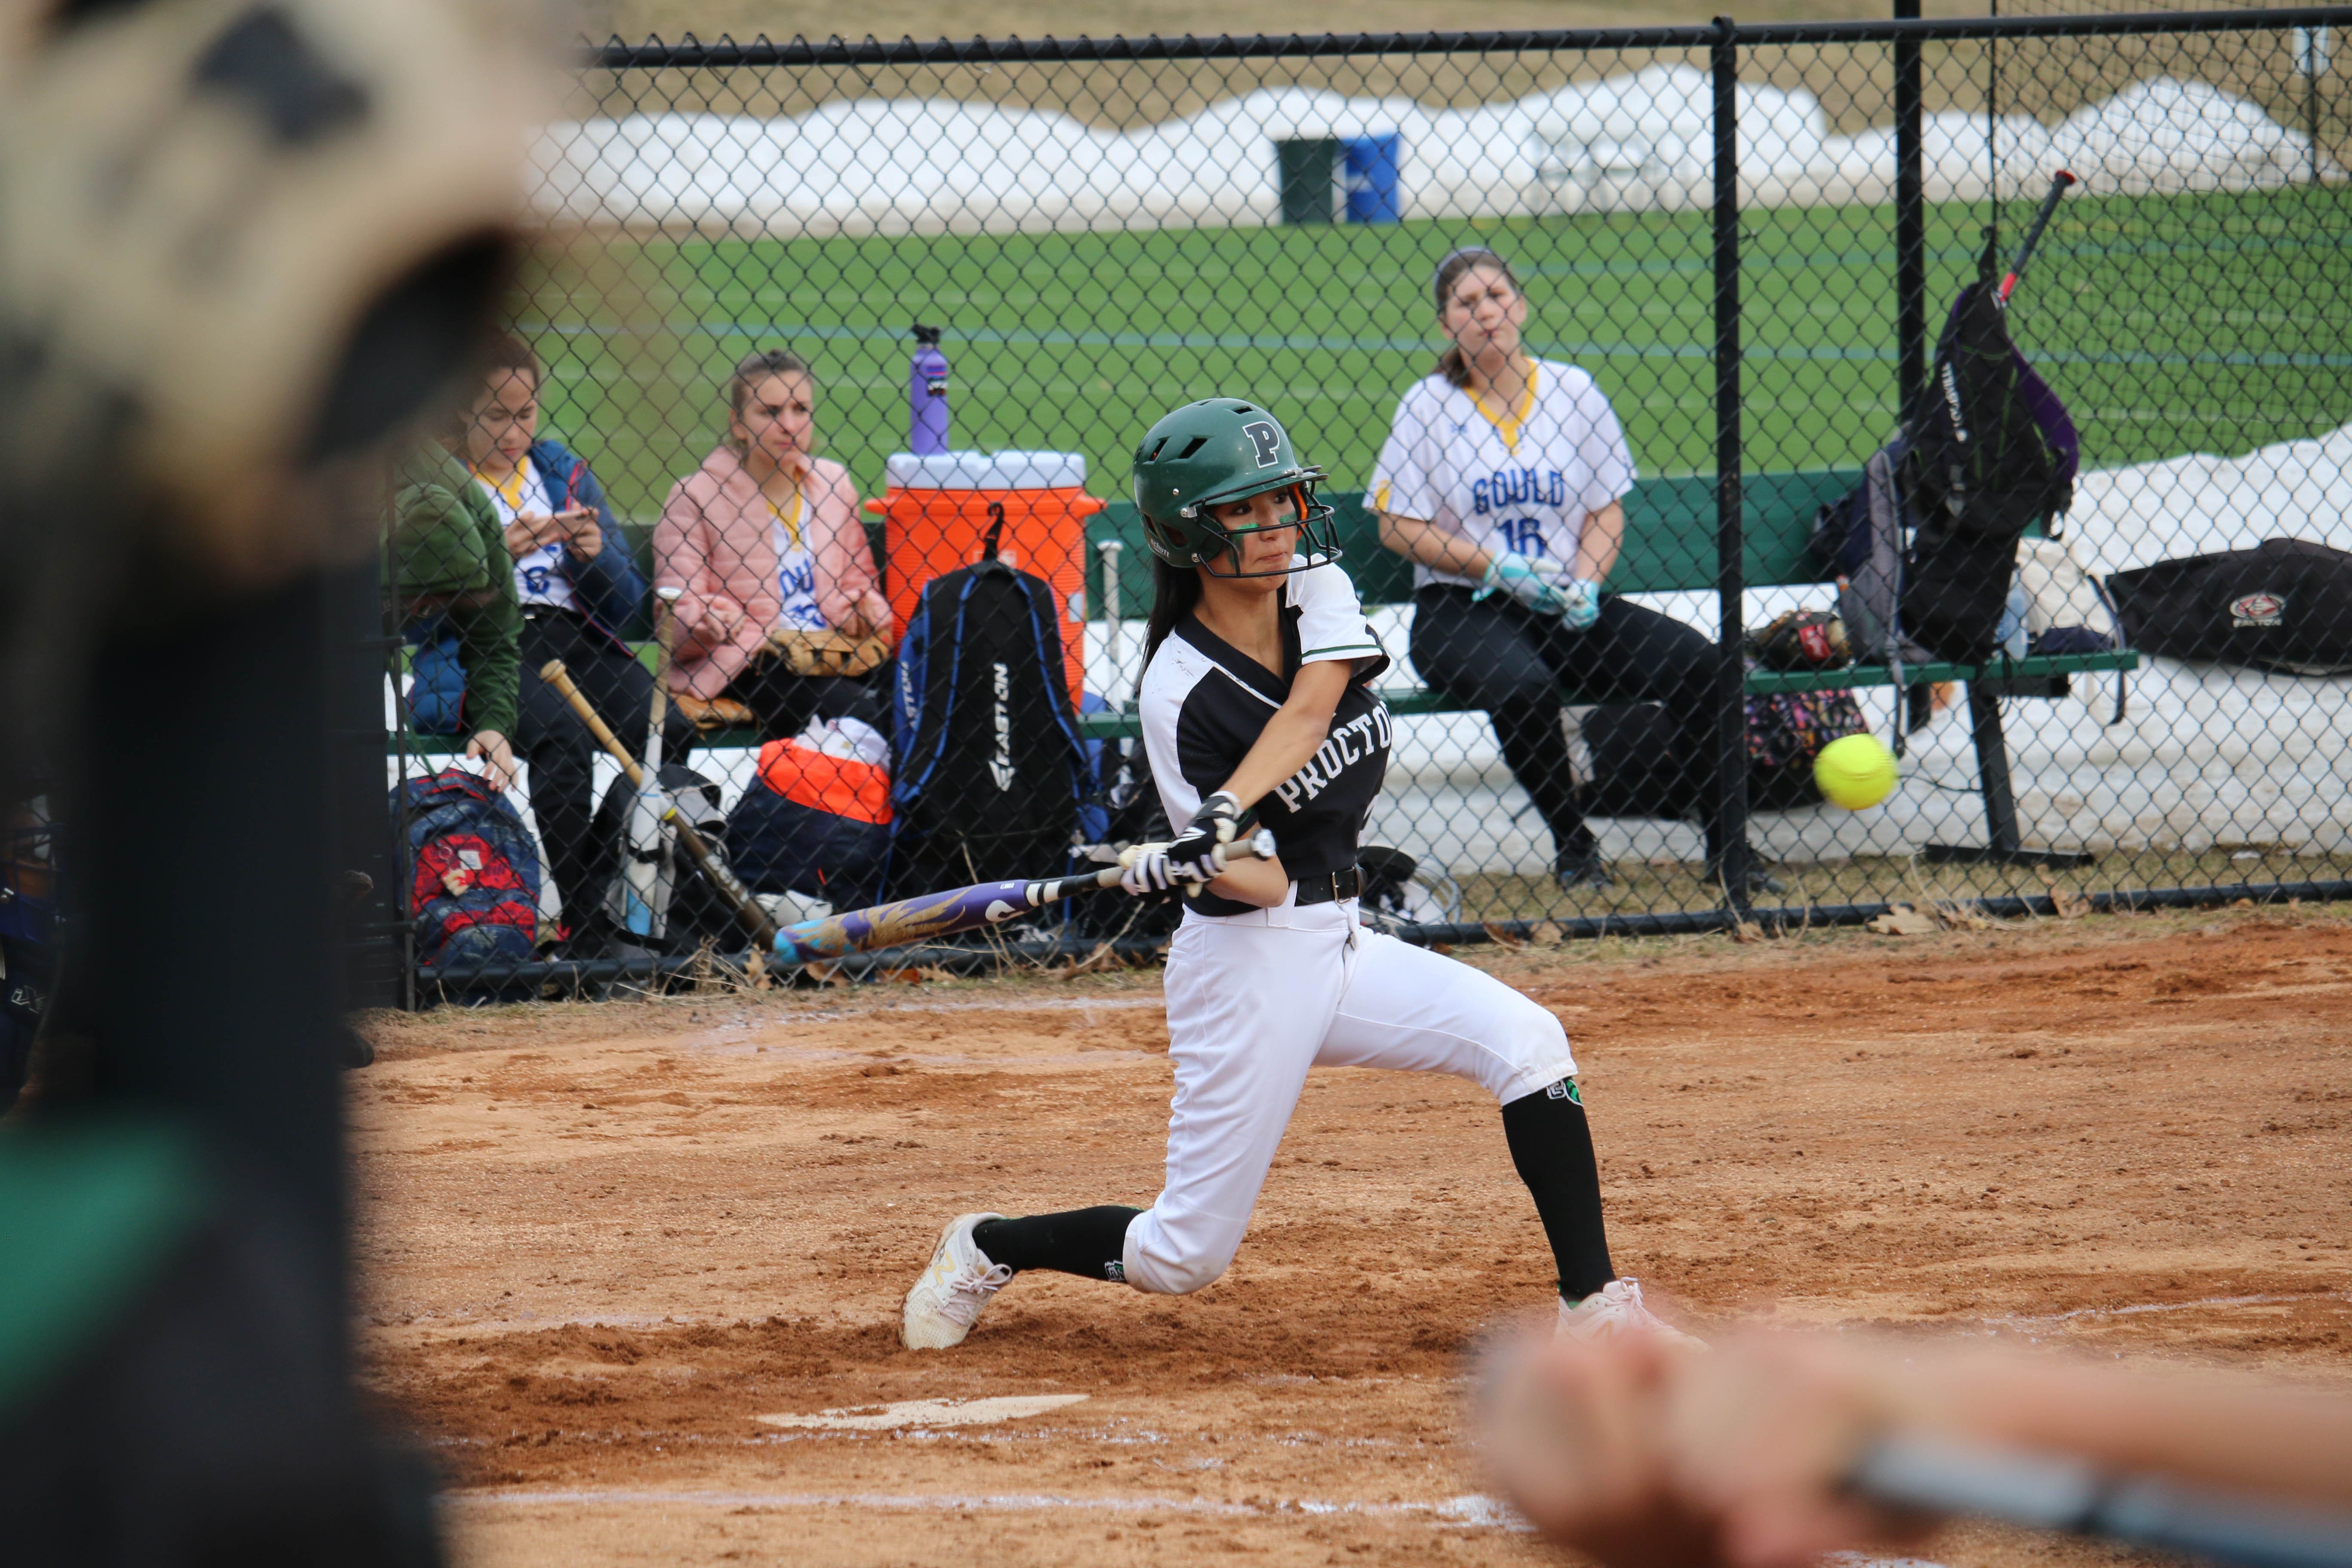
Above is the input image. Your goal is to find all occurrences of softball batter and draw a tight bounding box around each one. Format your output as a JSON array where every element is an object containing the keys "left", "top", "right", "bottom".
[{"left": 901, "top": 399, "right": 1695, "bottom": 1351}]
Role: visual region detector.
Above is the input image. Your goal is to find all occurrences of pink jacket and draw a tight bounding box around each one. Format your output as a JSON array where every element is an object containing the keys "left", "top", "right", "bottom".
[{"left": 652, "top": 446, "right": 891, "bottom": 698}]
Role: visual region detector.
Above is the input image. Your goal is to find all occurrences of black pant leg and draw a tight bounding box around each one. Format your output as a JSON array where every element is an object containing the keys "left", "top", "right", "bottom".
[
  {"left": 570, "top": 635, "right": 697, "bottom": 772},
  {"left": 723, "top": 654, "right": 888, "bottom": 742},
  {"left": 1542, "top": 597, "right": 1724, "bottom": 853},
  {"left": 1410, "top": 587, "right": 1589, "bottom": 856},
  {"left": 514, "top": 619, "right": 599, "bottom": 927}
]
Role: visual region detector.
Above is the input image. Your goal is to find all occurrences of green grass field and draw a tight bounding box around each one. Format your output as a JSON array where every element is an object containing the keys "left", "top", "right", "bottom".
[{"left": 519, "top": 184, "right": 2350, "bottom": 524}]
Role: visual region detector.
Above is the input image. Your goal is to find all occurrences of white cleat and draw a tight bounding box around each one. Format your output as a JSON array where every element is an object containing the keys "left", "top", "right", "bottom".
[
  {"left": 1557, "top": 1278, "right": 1708, "bottom": 1350},
  {"left": 902, "top": 1212, "right": 1014, "bottom": 1350}
]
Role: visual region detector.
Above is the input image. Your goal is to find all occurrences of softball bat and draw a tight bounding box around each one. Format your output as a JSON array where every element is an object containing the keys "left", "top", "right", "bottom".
[
  {"left": 771, "top": 829, "right": 1279, "bottom": 964},
  {"left": 539, "top": 658, "right": 780, "bottom": 947}
]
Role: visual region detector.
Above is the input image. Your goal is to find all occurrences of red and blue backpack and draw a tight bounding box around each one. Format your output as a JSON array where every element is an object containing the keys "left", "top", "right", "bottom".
[{"left": 393, "top": 769, "right": 541, "bottom": 969}]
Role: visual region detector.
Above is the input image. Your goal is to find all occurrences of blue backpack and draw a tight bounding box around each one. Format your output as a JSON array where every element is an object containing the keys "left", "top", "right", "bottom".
[{"left": 393, "top": 769, "right": 541, "bottom": 969}]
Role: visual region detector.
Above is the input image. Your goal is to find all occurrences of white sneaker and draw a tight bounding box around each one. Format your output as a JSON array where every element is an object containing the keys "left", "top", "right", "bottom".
[
  {"left": 902, "top": 1212, "right": 1014, "bottom": 1350},
  {"left": 1557, "top": 1278, "right": 1708, "bottom": 1350}
]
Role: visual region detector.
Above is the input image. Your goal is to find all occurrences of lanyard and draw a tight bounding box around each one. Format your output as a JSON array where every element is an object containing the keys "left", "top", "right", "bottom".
[
  {"left": 765, "top": 488, "right": 804, "bottom": 549},
  {"left": 475, "top": 456, "right": 533, "bottom": 514}
]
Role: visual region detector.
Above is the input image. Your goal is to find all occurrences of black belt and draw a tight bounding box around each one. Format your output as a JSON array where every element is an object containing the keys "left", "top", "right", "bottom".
[{"left": 1293, "top": 866, "right": 1362, "bottom": 906}]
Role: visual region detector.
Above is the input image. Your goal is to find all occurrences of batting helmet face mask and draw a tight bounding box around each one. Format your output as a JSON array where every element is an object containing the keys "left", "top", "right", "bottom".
[{"left": 1131, "top": 399, "right": 1341, "bottom": 576}]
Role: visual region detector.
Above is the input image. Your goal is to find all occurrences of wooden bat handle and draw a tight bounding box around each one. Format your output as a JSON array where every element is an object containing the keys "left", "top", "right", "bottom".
[
  {"left": 540, "top": 659, "right": 646, "bottom": 789},
  {"left": 537, "top": 660, "right": 780, "bottom": 946}
]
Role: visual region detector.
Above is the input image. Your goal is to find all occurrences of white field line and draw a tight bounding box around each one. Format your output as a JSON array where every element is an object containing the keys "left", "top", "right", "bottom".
[
  {"left": 756, "top": 1394, "right": 1090, "bottom": 1430},
  {"left": 1982, "top": 1290, "right": 2352, "bottom": 1330},
  {"left": 380, "top": 1291, "right": 2352, "bottom": 1344},
  {"left": 760, "top": 994, "right": 1167, "bottom": 1023},
  {"left": 370, "top": 1311, "right": 718, "bottom": 1336},
  {"left": 453, "top": 1487, "right": 1531, "bottom": 1529}
]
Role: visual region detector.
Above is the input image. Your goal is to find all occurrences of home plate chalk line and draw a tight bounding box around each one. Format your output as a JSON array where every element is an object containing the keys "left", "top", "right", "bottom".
[
  {"left": 1983, "top": 1290, "right": 2352, "bottom": 1330},
  {"left": 454, "top": 1488, "right": 1526, "bottom": 1528},
  {"left": 755, "top": 1394, "right": 1089, "bottom": 1430}
]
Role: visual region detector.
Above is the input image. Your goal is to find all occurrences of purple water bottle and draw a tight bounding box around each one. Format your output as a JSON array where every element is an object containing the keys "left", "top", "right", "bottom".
[{"left": 910, "top": 324, "right": 949, "bottom": 455}]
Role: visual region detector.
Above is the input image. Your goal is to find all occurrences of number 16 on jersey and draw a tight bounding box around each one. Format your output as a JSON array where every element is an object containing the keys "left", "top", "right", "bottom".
[{"left": 1498, "top": 517, "right": 1546, "bottom": 557}]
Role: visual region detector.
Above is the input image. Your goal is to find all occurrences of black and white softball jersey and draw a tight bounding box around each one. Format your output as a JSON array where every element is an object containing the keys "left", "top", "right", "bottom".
[{"left": 1137, "top": 560, "right": 1390, "bottom": 915}]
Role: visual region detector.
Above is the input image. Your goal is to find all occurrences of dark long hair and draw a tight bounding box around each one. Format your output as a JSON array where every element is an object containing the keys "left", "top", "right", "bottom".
[
  {"left": 1143, "top": 555, "right": 1204, "bottom": 665},
  {"left": 443, "top": 329, "right": 541, "bottom": 444},
  {"left": 1432, "top": 245, "right": 1523, "bottom": 389}
]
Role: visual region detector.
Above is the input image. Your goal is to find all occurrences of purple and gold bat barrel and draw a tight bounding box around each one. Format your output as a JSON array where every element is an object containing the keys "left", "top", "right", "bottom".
[
  {"left": 768, "top": 829, "right": 1277, "bottom": 965},
  {"left": 770, "top": 878, "right": 1068, "bottom": 964}
]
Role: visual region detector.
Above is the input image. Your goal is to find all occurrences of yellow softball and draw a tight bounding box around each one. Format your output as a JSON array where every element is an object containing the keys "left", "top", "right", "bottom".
[{"left": 1814, "top": 733, "right": 1899, "bottom": 811}]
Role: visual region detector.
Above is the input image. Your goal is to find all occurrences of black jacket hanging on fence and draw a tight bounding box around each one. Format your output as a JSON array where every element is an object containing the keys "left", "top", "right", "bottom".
[{"left": 1896, "top": 244, "right": 2080, "bottom": 663}]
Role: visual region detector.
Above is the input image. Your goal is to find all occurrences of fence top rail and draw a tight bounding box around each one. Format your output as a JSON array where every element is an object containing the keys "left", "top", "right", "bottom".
[{"left": 588, "top": 7, "right": 2352, "bottom": 68}]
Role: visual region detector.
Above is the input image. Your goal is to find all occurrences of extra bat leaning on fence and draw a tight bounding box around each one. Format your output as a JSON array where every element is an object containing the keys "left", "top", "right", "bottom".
[
  {"left": 616, "top": 585, "right": 684, "bottom": 940},
  {"left": 539, "top": 658, "right": 782, "bottom": 948},
  {"left": 768, "top": 829, "right": 1280, "bottom": 964}
]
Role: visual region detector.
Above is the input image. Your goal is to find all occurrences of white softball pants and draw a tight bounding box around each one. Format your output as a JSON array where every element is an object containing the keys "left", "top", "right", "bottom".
[{"left": 1121, "top": 897, "right": 1577, "bottom": 1295}]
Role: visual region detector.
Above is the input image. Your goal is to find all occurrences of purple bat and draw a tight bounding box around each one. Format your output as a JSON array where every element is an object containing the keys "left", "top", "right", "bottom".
[
  {"left": 767, "top": 830, "right": 1277, "bottom": 965},
  {"left": 770, "top": 872, "right": 1108, "bottom": 963}
]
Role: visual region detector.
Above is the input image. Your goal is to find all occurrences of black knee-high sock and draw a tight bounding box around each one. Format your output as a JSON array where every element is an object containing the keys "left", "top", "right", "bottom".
[
  {"left": 1501, "top": 1080, "right": 1616, "bottom": 1301},
  {"left": 972, "top": 1206, "right": 1143, "bottom": 1282}
]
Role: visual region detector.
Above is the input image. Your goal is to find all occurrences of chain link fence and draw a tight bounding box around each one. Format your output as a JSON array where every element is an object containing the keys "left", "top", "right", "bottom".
[{"left": 382, "top": 7, "right": 2351, "bottom": 999}]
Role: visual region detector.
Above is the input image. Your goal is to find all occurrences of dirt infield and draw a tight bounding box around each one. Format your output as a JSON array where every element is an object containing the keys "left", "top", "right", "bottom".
[{"left": 356, "top": 905, "right": 2352, "bottom": 1568}]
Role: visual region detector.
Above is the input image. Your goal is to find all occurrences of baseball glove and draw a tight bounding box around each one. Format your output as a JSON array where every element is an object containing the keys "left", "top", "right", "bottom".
[{"left": 1749, "top": 609, "right": 1854, "bottom": 671}]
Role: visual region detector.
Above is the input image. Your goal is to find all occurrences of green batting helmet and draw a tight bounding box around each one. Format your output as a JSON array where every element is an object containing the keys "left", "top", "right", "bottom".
[{"left": 1131, "top": 399, "right": 1341, "bottom": 575}]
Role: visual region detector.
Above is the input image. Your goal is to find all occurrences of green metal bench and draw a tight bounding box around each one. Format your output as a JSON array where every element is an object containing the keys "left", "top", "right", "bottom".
[
  {"left": 1072, "top": 472, "right": 2134, "bottom": 866},
  {"left": 397, "top": 470, "right": 2135, "bottom": 864}
]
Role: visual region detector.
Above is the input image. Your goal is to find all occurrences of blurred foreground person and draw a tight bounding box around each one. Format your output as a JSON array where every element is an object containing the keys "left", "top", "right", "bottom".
[
  {"left": 1479, "top": 1326, "right": 2352, "bottom": 1568},
  {"left": 0, "top": 0, "right": 536, "bottom": 1561}
]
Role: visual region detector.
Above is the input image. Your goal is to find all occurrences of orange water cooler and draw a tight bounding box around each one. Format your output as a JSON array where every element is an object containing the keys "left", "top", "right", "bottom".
[{"left": 867, "top": 450, "right": 1105, "bottom": 707}]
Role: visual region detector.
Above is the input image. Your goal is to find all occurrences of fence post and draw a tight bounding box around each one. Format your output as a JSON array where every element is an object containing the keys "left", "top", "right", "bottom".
[
  {"left": 386, "top": 530, "right": 417, "bottom": 1012},
  {"left": 1711, "top": 16, "right": 1752, "bottom": 916},
  {"left": 1894, "top": 0, "right": 1926, "bottom": 415},
  {"left": 2298, "top": 24, "right": 2328, "bottom": 186}
]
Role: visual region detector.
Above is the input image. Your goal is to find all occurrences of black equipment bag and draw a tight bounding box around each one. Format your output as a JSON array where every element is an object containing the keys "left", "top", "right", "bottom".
[
  {"left": 2107, "top": 538, "right": 2352, "bottom": 676},
  {"left": 1895, "top": 239, "right": 2079, "bottom": 662},
  {"left": 888, "top": 512, "right": 1089, "bottom": 894},
  {"left": 591, "top": 762, "right": 742, "bottom": 953}
]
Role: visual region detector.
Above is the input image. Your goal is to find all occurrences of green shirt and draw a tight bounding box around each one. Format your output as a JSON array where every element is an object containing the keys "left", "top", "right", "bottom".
[{"left": 389, "top": 445, "right": 520, "bottom": 742}]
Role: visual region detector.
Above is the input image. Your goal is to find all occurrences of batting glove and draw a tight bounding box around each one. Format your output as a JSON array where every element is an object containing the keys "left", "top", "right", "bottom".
[
  {"left": 1119, "top": 844, "right": 1182, "bottom": 896},
  {"left": 1475, "top": 551, "right": 1575, "bottom": 619},
  {"left": 1558, "top": 576, "right": 1602, "bottom": 631},
  {"left": 1165, "top": 790, "right": 1250, "bottom": 886}
]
